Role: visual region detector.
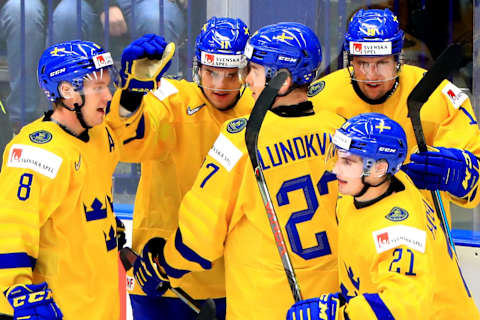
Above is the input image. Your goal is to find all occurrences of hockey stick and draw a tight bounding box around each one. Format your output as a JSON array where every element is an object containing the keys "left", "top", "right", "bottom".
[
  {"left": 407, "top": 43, "right": 464, "bottom": 254},
  {"left": 119, "top": 247, "right": 217, "bottom": 320},
  {"left": 244, "top": 69, "right": 303, "bottom": 302}
]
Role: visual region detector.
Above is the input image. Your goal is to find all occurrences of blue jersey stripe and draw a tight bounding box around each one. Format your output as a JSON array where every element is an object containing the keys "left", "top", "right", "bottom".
[
  {"left": 0, "top": 253, "right": 36, "bottom": 269},
  {"left": 363, "top": 293, "right": 395, "bottom": 319},
  {"left": 175, "top": 229, "right": 212, "bottom": 270}
]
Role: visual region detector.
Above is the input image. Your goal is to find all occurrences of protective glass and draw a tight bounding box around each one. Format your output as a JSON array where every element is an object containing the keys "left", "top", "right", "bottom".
[
  {"left": 325, "top": 145, "right": 365, "bottom": 178},
  {"left": 62, "top": 68, "right": 115, "bottom": 100},
  {"left": 348, "top": 56, "right": 399, "bottom": 83},
  {"left": 193, "top": 61, "right": 244, "bottom": 92}
]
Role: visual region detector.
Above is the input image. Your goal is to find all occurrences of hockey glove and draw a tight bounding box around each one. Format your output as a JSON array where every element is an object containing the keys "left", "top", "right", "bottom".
[
  {"left": 4, "top": 282, "right": 63, "bottom": 320},
  {"left": 117, "top": 33, "right": 175, "bottom": 93},
  {"left": 115, "top": 216, "right": 126, "bottom": 250},
  {"left": 286, "top": 293, "right": 343, "bottom": 320},
  {"left": 133, "top": 237, "right": 170, "bottom": 297},
  {"left": 402, "top": 147, "right": 479, "bottom": 198}
]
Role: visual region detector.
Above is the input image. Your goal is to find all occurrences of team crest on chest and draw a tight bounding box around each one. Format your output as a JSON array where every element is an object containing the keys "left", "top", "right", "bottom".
[
  {"left": 307, "top": 80, "right": 325, "bottom": 97},
  {"left": 29, "top": 130, "right": 53, "bottom": 144},
  {"left": 385, "top": 207, "right": 409, "bottom": 222},
  {"left": 226, "top": 118, "right": 247, "bottom": 133}
]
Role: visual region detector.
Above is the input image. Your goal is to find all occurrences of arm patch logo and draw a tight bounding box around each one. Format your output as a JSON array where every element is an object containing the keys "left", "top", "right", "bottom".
[
  {"left": 385, "top": 207, "right": 409, "bottom": 222},
  {"left": 226, "top": 118, "right": 247, "bottom": 134},
  {"left": 307, "top": 80, "right": 325, "bottom": 97},
  {"left": 29, "top": 130, "right": 52, "bottom": 144}
]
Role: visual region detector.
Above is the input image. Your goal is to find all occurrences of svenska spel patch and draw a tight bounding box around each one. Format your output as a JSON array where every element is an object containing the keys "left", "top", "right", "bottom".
[
  {"left": 441, "top": 82, "right": 468, "bottom": 109},
  {"left": 208, "top": 134, "right": 242, "bottom": 172},
  {"left": 372, "top": 225, "right": 426, "bottom": 254},
  {"left": 7, "top": 144, "right": 63, "bottom": 179}
]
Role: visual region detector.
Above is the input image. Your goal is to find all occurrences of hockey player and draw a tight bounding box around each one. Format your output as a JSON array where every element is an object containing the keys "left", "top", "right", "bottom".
[
  {"left": 0, "top": 40, "right": 123, "bottom": 319},
  {"left": 286, "top": 113, "right": 480, "bottom": 320},
  {"left": 308, "top": 8, "right": 480, "bottom": 226},
  {"left": 133, "top": 22, "right": 346, "bottom": 320},
  {"left": 107, "top": 18, "right": 253, "bottom": 319}
]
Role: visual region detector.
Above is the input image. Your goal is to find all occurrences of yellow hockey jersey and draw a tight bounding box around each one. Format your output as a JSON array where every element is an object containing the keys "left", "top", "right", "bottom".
[
  {"left": 337, "top": 171, "right": 479, "bottom": 319},
  {"left": 163, "top": 109, "right": 345, "bottom": 320},
  {"left": 0, "top": 117, "right": 121, "bottom": 319},
  {"left": 106, "top": 79, "right": 253, "bottom": 298},
  {"left": 309, "top": 65, "right": 480, "bottom": 223}
]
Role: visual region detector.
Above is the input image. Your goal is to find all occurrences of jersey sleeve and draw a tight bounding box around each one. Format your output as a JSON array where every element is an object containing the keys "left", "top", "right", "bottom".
[
  {"left": 0, "top": 142, "right": 71, "bottom": 294},
  {"left": 430, "top": 80, "right": 480, "bottom": 207},
  {"left": 162, "top": 128, "right": 247, "bottom": 283},
  {"left": 344, "top": 228, "right": 433, "bottom": 319},
  {"left": 106, "top": 85, "right": 177, "bottom": 162}
]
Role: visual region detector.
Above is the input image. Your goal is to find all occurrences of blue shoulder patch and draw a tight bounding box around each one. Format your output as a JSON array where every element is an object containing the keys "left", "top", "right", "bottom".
[
  {"left": 226, "top": 118, "right": 247, "bottom": 134},
  {"left": 385, "top": 207, "right": 409, "bottom": 222},
  {"left": 29, "top": 130, "right": 52, "bottom": 144},
  {"left": 307, "top": 80, "right": 325, "bottom": 97}
]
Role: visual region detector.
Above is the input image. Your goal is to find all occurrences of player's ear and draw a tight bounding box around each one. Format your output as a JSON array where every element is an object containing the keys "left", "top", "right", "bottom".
[
  {"left": 277, "top": 72, "right": 293, "bottom": 95},
  {"left": 372, "top": 160, "right": 388, "bottom": 177},
  {"left": 58, "top": 81, "right": 75, "bottom": 100}
]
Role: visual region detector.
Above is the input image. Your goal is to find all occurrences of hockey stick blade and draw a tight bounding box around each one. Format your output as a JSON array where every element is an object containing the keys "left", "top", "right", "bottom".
[
  {"left": 244, "top": 69, "right": 303, "bottom": 302},
  {"left": 119, "top": 247, "right": 218, "bottom": 319}
]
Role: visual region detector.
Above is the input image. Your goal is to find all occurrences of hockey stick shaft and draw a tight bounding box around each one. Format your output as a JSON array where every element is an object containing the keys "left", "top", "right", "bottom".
[
  {"left": 119, "top": 247, "right": 217, "bottom": 319},
  {"left": 245, "top": 70, "right": 303, "bottom": 302},
  {"left": 407, "top": 43, "right": 464, "bottom": 254}
]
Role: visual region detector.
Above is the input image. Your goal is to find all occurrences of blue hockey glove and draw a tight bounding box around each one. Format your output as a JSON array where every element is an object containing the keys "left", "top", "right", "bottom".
[
  {"left": 286, "top": 293, "right": 342, "bottom": 320},
  {"left": 402, "top": 147, "right": 479, "bottom": 198},
  {"left": 4, "top": 282, "right": 63, "bottom": 320},
  {"left": 117, "top": 33, "right": 175, "bottom": 93},
  {"left": 115, "top": 216, "right": 126, "bottom": 250},
  {"left": 133, "top": 237, "right": 170, "bottom": 297}
]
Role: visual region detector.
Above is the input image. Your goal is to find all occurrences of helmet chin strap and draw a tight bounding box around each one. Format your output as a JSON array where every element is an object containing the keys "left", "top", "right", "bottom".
[
  {"left": 354, "top": 174, "right": 389, "bottom": 198},
  {"left": 60, "top": 93, "right": 92, "bottom": 130}
]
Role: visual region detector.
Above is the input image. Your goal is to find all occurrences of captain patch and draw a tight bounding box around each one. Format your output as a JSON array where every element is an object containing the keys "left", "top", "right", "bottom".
[
  {"left": 372, "top": 225, "right": 426, "bottom": 254},
  {"left": 307, "top": 81, "right": 325, "bottom": 97},
  {"left": 7, "top": 144, "right": 63, "bottom": 179},
  {"left": 208, "top": 133, "right": 242, "bottom": 172},
  {"left": 386, "top": 207, "right": 409, "bottom": 222},
  {"left": 29, "top": 130, "right": 53, "bottom": 144},
  {"left": 442, "top": 83, "right": 468, "bottom": 109},
  {"left": 226, "top": 118, "right": 247, "bottom": 134}
]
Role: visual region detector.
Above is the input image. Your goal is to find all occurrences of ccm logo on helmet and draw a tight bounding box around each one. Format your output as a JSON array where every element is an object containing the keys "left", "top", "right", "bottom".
[
  {"left": 378, "top": 147, "right": 396, "bottom": 153},
  {"left": 278, "top": 56, "right": 297, "bottom": 63},
  {"left": 49, "top": 68, "right": 66, "bottom": 77}
]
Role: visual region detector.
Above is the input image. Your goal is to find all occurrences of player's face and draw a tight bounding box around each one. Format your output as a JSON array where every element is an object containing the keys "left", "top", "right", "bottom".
[
  {"left": 199, "top": 65, "right": 242, "bottom": 110},
  {"left": 332, "top": 151, "right": 365, "bottom": 195},
  {"left": 80, "top": 70, "right": 113, "bottom": 127},
  {"left": 351, "top": 55, "right": 397, "bottom": 100},
  {"left": 245, "top": 62, "right": 266, "bottom": 102}
]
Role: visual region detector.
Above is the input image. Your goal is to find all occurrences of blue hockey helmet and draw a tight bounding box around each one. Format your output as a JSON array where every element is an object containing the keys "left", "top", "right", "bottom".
[
  {"left": 38, "top": 40, "right": 115, "bottom": 102},
  {"left": 194, "top": 16, "right": 250, "bottom": 68},
  {"left": 332, "top": 112, "right": 407, "bottom": 176},
  {"left": 344, "top": 8, "right": 404, "bottom": 56},
  {"left": 243, "top": 22, "right": 322, "bottom": 85}
]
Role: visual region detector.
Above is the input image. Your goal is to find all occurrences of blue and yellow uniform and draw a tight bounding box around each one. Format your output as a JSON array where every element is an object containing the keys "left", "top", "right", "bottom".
[
  {"left": 337, "top": 171, "right": 480, "bottom": 319},
  {"left": 309, "top": 65, "right": 480, "bottom": 222},
  {"left": 107, "top": 78, "right": 253, "bottom": 299},
  {"left": 161, "top": 109, "right": 344, "bottom": 319},
  {"left": 0, "top": 115, "right": 121, "bottom": 319}
]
